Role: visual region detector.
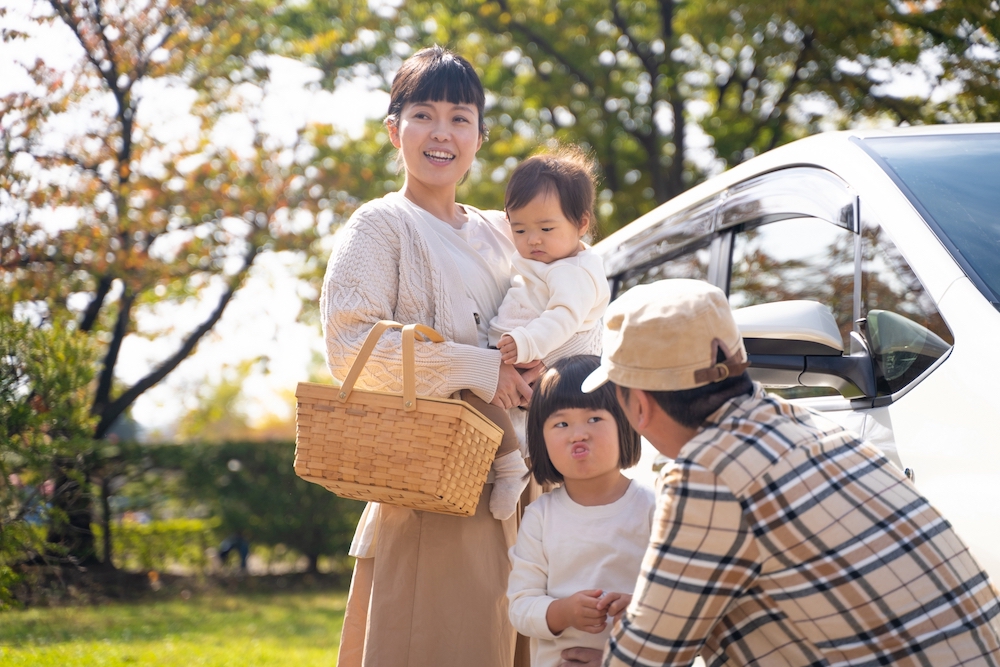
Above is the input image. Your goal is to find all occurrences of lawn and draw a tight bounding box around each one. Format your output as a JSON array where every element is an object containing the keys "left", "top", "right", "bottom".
[{"left": 0, "top": 589, "right": 346, "bottom": 666}]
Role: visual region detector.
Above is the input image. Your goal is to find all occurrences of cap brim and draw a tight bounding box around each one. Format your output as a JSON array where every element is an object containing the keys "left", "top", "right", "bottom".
[{"left": 581, "top": 364, "right": 611, "bottom": 393}]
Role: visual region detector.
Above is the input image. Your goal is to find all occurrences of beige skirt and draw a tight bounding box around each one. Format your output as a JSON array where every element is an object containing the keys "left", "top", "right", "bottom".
[
  {"left": 339, "top": 483, "right": 518, "bottom": 667},
  {"left": 338, "top": 474, "right": 552, "bottom": 667}
]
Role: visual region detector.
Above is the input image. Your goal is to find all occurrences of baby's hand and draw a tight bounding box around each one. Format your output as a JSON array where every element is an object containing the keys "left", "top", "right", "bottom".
[
  {"left": 596, "top": 591, "right": 633, "bottom": 624},
  {"left": 498, "top": 335, "right": 519, "bottom": 364},
  {"left": 546, "top": 589, "right": 607, "bottom": 635}
]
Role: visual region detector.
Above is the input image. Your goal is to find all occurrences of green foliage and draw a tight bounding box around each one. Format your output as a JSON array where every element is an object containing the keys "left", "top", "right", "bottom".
[
  {"left": 92, "top": 518, "right": 218, "bottom": 573},
  {"left": 0, "top": 590, "right": 347, "bottom": 666},
  {"left": 271, "top": 0, "right": 1000, "bottom": 237},
  {"left": 147, "top": 441, "right": 363, "bottom": 571},
  {"left": 0, "top": 307, "right": 100, "bottom": 606}
]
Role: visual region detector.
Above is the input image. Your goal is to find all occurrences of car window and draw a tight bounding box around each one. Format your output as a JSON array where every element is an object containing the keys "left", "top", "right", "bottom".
[
  {"left": 729, "top": 217, "right": 856, "bottom": 349},
  {"left": 602, "top": 197, "right": 717, "bottom": 279},
  {"left": 862, "top": 221, "right": 954, "bottom": 396},
  {"left": 616, "top": 241, "right": 712, "bottom": 296},
  {"left": 862, "top": 134, "right": 1000, "bottom": 308}
]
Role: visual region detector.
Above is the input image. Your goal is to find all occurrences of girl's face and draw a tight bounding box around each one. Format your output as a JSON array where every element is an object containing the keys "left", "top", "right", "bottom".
[
  {"left": 543, "top": 407, "right": 621, "bottom": 483},
  {"left": 507, "top": 190, "right": 588, "bottom": 264},
  {"left": 388, "top": 99, "right": 482, "bottom": 193}
]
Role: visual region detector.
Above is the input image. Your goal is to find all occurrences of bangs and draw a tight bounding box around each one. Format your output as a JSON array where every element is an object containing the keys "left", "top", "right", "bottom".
[
  {"left": 387, "top": 46, "right": 486, "bottom": 134},
  {"left": 406, "top": 62, "right": 483, "bottom": 108},
  {"left": 533, "top": 360, "right": 611, "bottom": 416}
]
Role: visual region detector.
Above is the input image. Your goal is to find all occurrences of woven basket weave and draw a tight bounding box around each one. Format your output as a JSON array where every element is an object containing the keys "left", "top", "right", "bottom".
[{"left": 293, "top": 321, "right": 503, "bottom": 517}]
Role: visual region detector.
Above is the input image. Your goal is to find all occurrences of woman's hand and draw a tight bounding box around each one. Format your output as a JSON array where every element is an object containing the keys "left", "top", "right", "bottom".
[
  {"left": 491, "top": 362, "right": 533, "bottom": 409},
  {"left": 516, "top": 359, "right": 546, "bottom": 387},
  {"left": 558, "top": 647, "right": 604, "bottom": 667},
  {"left": 546, "top": 589, "right": 608, "bottom": 635}
]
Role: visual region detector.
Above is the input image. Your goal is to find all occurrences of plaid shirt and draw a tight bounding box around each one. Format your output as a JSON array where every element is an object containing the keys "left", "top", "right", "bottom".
[{"left": 606, "top": 384, "right": 1000, "bottom": 667}]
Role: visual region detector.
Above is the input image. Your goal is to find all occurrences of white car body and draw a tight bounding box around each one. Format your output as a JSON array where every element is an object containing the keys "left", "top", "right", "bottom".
[{"left": 598, "top": 123, "right": 1000, "bottom": 577}]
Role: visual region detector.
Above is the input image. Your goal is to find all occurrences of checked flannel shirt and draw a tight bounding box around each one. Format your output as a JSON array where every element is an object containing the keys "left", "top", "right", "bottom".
[{"left": 605, "top": 384, "right": 1000, "bottom": 667}]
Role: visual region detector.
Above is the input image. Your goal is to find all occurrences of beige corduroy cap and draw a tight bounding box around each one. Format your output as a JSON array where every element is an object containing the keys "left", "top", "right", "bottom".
[{"left": 582, "top": 279, "right": 749, "bottom": 393}]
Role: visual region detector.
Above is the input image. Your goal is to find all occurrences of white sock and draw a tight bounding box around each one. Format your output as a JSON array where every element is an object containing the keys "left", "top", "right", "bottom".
[{"left": 490, "top": 450, "right": 529, "bottom": 521}]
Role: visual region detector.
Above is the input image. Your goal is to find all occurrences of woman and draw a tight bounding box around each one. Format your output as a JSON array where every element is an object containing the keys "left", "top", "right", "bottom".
[{"left": 320, "top": 46, "right": 539, "bottom": 666}]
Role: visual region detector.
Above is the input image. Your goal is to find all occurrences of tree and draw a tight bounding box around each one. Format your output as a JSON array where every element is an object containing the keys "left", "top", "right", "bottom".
[
  {"left": 0, "top": 305, "right": 98, "bottom": 598},
  {"left": 151, "top": 441, "right": 363, "bottom": 574},
  {"left": 0, "top": 0, "right": 355, "bottom": 562},
  {"left": 271, "top": 0, "right": 999, "bottom": 234}
]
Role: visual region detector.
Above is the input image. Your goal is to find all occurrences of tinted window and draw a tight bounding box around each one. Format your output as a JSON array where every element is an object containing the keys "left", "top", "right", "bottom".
[
  {"left": 617, "top": 242, "right": 711, "bottom": 296},
  {"left": 864, "top": 134, "right": 1000, "bottom": 307},
  {"left": 862, "top": 221, "right": 954, "bottom": 396},
  {"left": 602, "top": 198, "right": 716, "bottom": 278},
  {"left": 729, "top": 218, "right": 856, "bottom": 348}
]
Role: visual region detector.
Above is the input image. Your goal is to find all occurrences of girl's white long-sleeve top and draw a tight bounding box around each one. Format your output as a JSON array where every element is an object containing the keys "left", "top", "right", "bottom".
[
  {"left": 488, "top": 246, "right": 610, "bottom": 365},
  {"left": 507, "top": 481, "right": 656, "bottom": 667}
]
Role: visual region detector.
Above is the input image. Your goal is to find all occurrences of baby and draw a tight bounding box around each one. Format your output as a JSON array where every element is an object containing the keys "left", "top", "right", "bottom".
[{"left": 473, "top": 145, "right": 610, "bottom": 521}]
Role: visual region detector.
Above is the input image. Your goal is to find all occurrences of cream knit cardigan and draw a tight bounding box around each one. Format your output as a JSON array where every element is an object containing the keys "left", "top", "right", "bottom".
[{"left": 319, "top": 192, "right": 508, "bottom": 402}]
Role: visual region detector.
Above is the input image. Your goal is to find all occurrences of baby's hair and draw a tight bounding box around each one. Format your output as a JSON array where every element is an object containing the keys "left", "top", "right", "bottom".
[
  {"left": 505, "top": 144, "right": 597, "bottom": 230},
  {"left": 526, "top": 355, "right": 642, "bottom": 486}
]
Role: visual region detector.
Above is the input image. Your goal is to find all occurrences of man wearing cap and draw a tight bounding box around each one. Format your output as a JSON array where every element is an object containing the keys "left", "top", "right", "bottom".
[{"left": 575, "top": 279, "right": 1000, "bottom": 667}]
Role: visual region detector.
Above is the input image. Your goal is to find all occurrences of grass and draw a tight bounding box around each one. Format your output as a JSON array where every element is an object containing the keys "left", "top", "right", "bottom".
[{"left": 0, "top": 589, "right": 346, "bottom": 666}]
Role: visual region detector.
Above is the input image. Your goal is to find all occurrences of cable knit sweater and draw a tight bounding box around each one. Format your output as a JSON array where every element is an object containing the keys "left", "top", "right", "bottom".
[{"left": 320, "top": 191, "right": 509, "bottom": 402}]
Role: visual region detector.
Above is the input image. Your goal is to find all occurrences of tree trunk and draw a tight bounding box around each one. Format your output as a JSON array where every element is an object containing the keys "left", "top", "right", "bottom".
[
  {"left": 46, "top": 457, "right": 99, "bottom": 567},
  {"left": 307, "top": 552, "right": 320, "bottom": 574},
  {"left": 100, "top": 475, "right": 115, "bottom": 570}
]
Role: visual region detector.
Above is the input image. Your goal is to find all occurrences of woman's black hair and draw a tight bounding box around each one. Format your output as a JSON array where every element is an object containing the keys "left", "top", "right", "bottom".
[
  {"left": 386, "top": 45, "right": 487, "bottom": 138},
  {"left": 526, "top": 355, "right": 642, "bottom": 486}
]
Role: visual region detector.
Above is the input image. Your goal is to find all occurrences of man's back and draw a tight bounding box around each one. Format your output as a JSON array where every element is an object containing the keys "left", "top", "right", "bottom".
[{"left": 608, "top": 385, "right": 1000, "bottom": 666}]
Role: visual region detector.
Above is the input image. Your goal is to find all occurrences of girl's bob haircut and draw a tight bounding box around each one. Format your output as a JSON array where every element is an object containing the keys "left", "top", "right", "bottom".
[
  {"left": 386, "top": 45, "right": 487, "bottom": 138},
  {"left": 526, "top": 355, "right": 642, "bottom": 486}
]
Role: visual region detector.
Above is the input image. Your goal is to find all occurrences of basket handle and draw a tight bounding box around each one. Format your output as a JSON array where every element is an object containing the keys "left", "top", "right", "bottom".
[{"left": 337, "top": 320, "right": 445, "bottom": 412}]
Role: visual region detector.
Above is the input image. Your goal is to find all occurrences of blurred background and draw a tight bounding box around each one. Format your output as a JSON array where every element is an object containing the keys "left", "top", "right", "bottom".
[{"left": 1, "top": 0, "right": 997, "bottom": 661}]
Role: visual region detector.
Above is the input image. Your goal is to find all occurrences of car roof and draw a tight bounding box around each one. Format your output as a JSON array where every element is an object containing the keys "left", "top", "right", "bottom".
[{"left": 595, "top": 122, "right": 1000, "bottom": 253}]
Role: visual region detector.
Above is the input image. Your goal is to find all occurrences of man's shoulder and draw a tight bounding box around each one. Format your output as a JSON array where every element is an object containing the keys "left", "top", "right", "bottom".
[{"left": 682, "top": 388, "right": 863, "bottom": 493}]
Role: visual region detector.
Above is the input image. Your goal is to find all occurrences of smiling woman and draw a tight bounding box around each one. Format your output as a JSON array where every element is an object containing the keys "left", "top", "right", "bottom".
[{"left": 318, "top": 46, "right": 539, "bottom": 667}]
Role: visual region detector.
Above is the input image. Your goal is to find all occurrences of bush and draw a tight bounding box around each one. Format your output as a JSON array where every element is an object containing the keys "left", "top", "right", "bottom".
[
  {"left": 0, "top": 309, "right": 99, "bottom": 606},
  {"left": 93, "top": 518, "right": 218, "bottom": 573},
  {"left": 146, "top": 441, "right": 364, "bottom": 573}
]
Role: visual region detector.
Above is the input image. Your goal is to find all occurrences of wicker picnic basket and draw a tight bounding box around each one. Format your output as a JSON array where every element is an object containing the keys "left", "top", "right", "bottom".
[{"left": 293, "top": 320, "right": 503, "bottom": 517}]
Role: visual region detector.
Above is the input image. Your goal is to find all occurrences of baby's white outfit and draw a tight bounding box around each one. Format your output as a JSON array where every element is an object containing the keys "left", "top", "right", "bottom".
[
  {"left": 485, "top": 244, "right": 609, "bottom": 519},
  {"left": 488, "top": 245, "right": 610, "bottom": 366},
  {"left": 507, "top": 481, "right": 656, "bottom": 667}
]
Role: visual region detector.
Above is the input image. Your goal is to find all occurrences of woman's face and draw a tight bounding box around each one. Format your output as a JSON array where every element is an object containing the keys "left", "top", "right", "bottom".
[{"left": 388, "top": 100, "right": 483, "bottom": 192}]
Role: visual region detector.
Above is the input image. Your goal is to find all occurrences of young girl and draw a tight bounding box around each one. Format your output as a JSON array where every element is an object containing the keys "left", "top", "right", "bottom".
[
  {"left": 470, "top": 146, "right": 611, "bottom": 521},
  {"left": 507, "top": 355, "right": 656, "bottom": 667}
]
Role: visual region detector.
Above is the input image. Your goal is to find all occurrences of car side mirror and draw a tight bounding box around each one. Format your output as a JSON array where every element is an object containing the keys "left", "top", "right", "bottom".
[
  {"left": 864, "top": 309, "right": 952, "bottom": 394},
  {"left": 733, "top": 300, "right": 877, "bottom": 399}
]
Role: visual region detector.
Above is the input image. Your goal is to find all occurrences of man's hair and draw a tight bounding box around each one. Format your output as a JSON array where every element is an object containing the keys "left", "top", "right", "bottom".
[
  {"left": 526, "top": 355, "right": 642, "bottom": 486},
  {"left": 385, "top": 45, "right": 487, "bottom": 137},
  {"left": 619, "top": 372, "right": 754, "bottom": 429},
  {"left": 505, "top": 144, "right": 597, "bottom": 229}
]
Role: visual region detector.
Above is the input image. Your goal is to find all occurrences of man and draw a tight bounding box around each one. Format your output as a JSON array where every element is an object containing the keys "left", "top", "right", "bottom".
[{"left": 577, "top": 279, "right": 1000, "bottom": 666}]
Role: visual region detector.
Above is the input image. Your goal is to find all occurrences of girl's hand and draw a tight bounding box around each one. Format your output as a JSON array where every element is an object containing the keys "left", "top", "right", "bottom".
[
  {"left": 596, "top": 591, "right": 633, "bottom": 624},
  {"left": 546, "top": 589, "right": 608, "bottom": 635},
  {"left": 491, "top": 362, "right": 533, "bottom": 409},
  {"left": 498, "top": 335, "right": 519, "bottom": 364}
]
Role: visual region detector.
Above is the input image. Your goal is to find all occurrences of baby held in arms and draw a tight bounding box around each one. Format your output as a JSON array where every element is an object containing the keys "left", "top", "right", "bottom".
[{"left": 468, "top": 145, "right": 611, "bottom": 521}]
